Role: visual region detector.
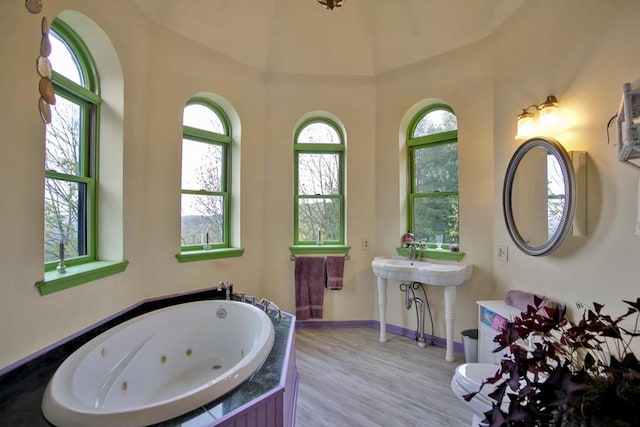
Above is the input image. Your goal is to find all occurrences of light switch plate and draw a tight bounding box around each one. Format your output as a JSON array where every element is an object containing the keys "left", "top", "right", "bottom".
[{"left": 498, "top": 244, "right": 509, "bottom": 262}]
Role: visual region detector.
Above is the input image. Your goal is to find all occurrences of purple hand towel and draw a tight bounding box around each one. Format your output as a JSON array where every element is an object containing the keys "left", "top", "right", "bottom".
[
  {"left": 325, "top": 256, "right": 345, "bottom": 290},
  {"left": 295, "top": 256, "right": 326, "bottom": 320}
]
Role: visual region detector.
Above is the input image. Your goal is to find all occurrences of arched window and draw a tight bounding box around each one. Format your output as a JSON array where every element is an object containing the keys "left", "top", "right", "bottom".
[
  {"left": 293, "top": 118, "right": 345, "bottom": 246},
  {"left": 180, "top": 98, "right": 232, "bottom": 252},
  {"left": 36, "top": 13, "right": 127, "bottom": 296},
  {"left": 407, "top": 105, "right": 459, "bottom": 246},
  {"left": 44, "top": 20, "right": 100, "bottom": 269}
]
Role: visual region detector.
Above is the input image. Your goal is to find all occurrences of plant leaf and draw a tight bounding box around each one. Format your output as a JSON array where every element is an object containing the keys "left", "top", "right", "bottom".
[{"left": 623, "top": 298, "right": 640, "bottom": 312}]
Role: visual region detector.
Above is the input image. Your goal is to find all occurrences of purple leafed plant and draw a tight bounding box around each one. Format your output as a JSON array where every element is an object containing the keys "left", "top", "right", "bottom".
[{"left": 464, "top": 296, "right": 640, "bottom": 427}]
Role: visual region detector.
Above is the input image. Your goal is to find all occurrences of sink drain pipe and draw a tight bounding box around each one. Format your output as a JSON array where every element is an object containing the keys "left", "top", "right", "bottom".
[{"left": 399, "top": 282, "right": 435, "bottom": 348}]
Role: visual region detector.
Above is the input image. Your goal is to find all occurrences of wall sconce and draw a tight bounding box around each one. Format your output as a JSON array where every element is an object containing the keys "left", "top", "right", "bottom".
[{"left": 515, "top": 95, "right": 560, "bottom": 139}]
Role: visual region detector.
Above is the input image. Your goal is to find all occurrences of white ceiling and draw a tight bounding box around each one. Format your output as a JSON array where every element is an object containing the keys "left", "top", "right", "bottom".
[{"left": 133, "top": 0, "right": 524, "bottom": 76}]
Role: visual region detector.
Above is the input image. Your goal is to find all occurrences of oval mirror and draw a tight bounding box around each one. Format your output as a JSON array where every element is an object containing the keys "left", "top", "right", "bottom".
[{"left": 503, "top": 137, "right": 576, "bottom": 256}]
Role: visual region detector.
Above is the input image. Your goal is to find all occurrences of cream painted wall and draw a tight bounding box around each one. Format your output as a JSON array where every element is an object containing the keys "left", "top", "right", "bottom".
[
  {"left": 491, "top": 0, "right": 640, "bottom": 320},
  {"left": 262, "top": 73, "right": 377, "bottom": 322},
  {"left": 375, "top": 39, "right": 496, "bottom": 341},
  {"left": 140, "top": 21, "right": 269, "bottom": 300},
  {"left": 0, "top": 0, "right": 152, "bottom": 370},
  {"left": 0, "top": 0, "right": 378, "bottom": 371},
  {"left": 2, "top": 0, "right": 640, "bottom": 372}
]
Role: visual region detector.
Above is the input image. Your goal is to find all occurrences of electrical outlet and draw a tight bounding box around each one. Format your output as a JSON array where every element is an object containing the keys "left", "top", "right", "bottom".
[
  {"left": 498, "top": 244, "right": 509, "bottom": 262},
  {"left": 362, "top": 238, "right": 370, "bottom": 250}
]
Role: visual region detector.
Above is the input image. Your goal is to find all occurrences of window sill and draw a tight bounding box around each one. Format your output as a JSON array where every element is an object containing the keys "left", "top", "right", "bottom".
[
  {"left": 289, "top": 245, "right": 350, "bottom": 256},
  {"left": 175, "top": 247, "right": 244, "bottom": 263},
  {"left": 395, "top": 247, "right": 465, "bottom": 262},
  {"left": 35, "top": 260, "right": 129, "bottom": 296}
]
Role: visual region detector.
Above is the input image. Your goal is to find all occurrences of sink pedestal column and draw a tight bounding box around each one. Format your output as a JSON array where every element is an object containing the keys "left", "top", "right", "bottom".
[
  {"left": 443, "top": 285, "right": 456, "bottom": 362},
  {"left": 376, "top": 277, "right": 387, "bottom": 342},
  {"left": 375, "top": 277, "right": 457, "bottom": 362}
]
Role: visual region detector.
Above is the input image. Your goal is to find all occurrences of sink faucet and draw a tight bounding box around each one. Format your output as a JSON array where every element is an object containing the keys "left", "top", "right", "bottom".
[
  {"left": 407, "top": 245, "right": 419, "bottom": 260},
  {"left": 217, "top": 281, "right": 232, "bottom": 300}
]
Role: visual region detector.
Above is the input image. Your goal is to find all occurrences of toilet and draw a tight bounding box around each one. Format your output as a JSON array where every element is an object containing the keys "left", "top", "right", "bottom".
[
  {"left": 453, "top": 296, "right": 545, "bottom": 426},
  {"left": 450, "top": 362, "right": 506, "bottom": 427}
]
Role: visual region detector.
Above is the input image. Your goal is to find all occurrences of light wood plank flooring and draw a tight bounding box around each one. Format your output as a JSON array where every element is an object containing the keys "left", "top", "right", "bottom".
[{"left": 294, "top": 327, "right": 472, "bottom": 427}]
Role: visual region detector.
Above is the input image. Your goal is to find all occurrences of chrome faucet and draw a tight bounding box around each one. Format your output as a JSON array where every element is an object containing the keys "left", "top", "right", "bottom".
[
  {"left": 407, "top": 245, "right": 419, "bottom": 260},
  {"left": 217, "top": 281, "right": 232, "bottom": 300},
  {"left": 259, "top": 298, "right": 283, "bottom": 318}
]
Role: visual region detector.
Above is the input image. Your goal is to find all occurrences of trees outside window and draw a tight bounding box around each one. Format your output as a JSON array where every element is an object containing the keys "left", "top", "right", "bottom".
[
  {"left": 294, "top": 119, "right": 345, "bottom": 245},
  {"left": 408, "top": 105, "right": 459, "bottom": 245},
  {"left": 181, "top": 99, "right": 232, "bottom": 250},
  {"left": 44, "top": 21, "right": 99, "bottom": 268}
]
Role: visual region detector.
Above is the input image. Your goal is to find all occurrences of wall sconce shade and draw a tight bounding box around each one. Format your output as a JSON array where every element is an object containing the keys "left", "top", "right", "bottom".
[
  {"left": 538, "top": 95, "right": 559, "bottom": 128},
  {"left": 516, "top": 110, "right": 535, "bottom": 139},
  {"left": 515, "top": 95, "right": 561, "bottom": 139}
]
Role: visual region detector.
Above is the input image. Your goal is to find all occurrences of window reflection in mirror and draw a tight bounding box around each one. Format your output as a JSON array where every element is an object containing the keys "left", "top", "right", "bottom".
[{"left": 511, "top": 147, "right": 566, "bottom": 246}]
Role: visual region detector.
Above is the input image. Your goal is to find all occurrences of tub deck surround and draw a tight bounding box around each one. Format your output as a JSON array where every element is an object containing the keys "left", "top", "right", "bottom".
[
  {"left": 0, "top": 288, "right": 297, "bottom": 427},
  {"left": 42, "top": 301, "right": 276, "bottom": 426}
]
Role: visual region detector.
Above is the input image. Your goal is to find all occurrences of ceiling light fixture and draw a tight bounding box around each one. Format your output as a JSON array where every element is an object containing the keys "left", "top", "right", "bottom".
[
  {"left": 515, "top": 95, "right": 560, "bottom": 140},
  {"left": 317, "top": 0, "right": 344, "bottom": 10}
]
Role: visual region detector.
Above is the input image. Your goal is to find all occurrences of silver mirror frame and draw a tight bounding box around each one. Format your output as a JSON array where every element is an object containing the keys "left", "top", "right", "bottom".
[{"left": 503, "top": 136, "right": 576, "bottom": 256}]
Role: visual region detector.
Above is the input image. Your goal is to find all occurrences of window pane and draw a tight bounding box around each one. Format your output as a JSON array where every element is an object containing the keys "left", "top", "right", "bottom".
[
  {"left": 183, "top": 104, "right": 225, "bottom": 134},
  {"left": 297, "top": 197, "right": 341, "bottom": 242},
  {"left": 547, "top": 154, "right": 565, "bottom": 239},
  {"left": 298, "top": 153, "right": 339, "bottom": 195},
  {"left": 181, "top": 139, "right": 223, "bottom": 192},
  {"left": 298, "top": 122, "right": 340, "bottom": 144},
  {"left": 414, "top": 143, "right": 458, "bottom": 193},
  {"left": 46, "top": 96, "right": 82, "bottom": 175},
  {"left": 413, "top": 109, "right": 457, "bottom": 137},
  {"left": 44, "top": 178, "right": 86, "bottom": 262},
  {"left": 181, "top": 194, "right": 224, "bottom": 246},
  {"left": 49, "top": 31, "right": 83, "bottom": 86},
  {"left": 413, "top": 195, "right": 459, "bottom": 244}
]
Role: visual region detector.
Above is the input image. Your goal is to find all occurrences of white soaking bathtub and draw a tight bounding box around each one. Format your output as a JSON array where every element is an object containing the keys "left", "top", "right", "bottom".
[{"left": 42, "top": 300, "right": 275, "bottom": 427}]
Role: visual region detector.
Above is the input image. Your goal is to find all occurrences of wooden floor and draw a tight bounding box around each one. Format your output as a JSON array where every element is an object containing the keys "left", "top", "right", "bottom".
[{"left": 294, "top": 327, "right": 472, "bottom": 427}]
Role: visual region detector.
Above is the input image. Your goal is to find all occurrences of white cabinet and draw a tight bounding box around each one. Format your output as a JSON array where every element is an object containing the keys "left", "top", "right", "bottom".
[{"left": 476, "top": 300, "right": 522, "bottom": 364}]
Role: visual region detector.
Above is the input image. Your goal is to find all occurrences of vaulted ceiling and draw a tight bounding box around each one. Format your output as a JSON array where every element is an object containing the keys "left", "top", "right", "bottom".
[{"left": 133, "top": 0, "right": 524, "bottom": 76}]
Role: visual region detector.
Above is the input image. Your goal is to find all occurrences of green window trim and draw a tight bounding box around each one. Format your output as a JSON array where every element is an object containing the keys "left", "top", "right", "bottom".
[
  {"left": 183, "top": 126, "right": 232, "bottom": 145},
  {"left": 52, "top": 73, "right": 101, "bottom": 105},
  {"left": 175, "top": 247, "right": 245, "bottom": 263},
  {"left": 44, "top": 20, "right": 102, "bottom": 275},
  {"left": 179, "top": 98, "right": 235, "bottom": 258},
  {"left": 395, "top": 246, "right": 465, "bottom": 262},
  {"left": 293, "top": 117, "right": 346, "bottom": 246},
  {"left": 35, "top": 260, "right": 129, "bottom": 296},
  {"left": 407, "top": 104, "right": 460, "bottom": 245},
  {"left": 407, "top": 130, "right": 457, "bottom": 148},
  {"left": 51, "top": 19, "right": 99, "bottom": 94},
  {"left": 292, "top": 143, "right": 345, "bottom": 152}
]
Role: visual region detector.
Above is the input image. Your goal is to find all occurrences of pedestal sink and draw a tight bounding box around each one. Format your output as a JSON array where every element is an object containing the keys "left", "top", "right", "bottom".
[{"left": 371, "top": 256, "right": 473, "bottom": 362}]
